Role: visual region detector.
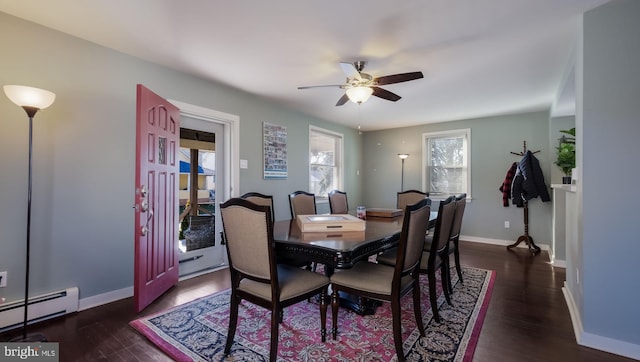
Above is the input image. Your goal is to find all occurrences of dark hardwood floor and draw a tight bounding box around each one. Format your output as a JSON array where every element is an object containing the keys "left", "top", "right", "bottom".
[{"left": 1, "top": 241, "right": 634, "bottom": 361}]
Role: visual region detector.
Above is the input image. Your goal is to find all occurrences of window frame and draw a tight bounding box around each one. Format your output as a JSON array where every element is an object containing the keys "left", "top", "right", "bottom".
[
  {"left": 422, "top": 128, "right": 471, "bottom": 200},
  {"left": 309, "top": 126, "right": 344, "bottom": 200}
]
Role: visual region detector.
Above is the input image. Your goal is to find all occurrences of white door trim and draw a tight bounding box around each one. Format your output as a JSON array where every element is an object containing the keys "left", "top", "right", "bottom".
[{"left": 168, "top": 99, "right": 240, "bottom": 199}]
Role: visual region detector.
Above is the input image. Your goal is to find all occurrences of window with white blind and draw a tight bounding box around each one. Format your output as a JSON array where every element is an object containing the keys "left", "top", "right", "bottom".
[
  {"left": 309, "top": 126, "right": 343, "bottom": 198},
  {"left": 422, "top": 129, "right": 471, "bottom": 198}
]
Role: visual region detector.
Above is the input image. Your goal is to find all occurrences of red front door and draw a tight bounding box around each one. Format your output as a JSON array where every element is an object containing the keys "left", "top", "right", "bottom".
[{"left": 134, "top": 84, "right": 180, "bottom": 312}]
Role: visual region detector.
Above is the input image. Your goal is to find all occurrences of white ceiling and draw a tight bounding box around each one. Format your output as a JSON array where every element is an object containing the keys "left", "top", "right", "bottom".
[{"left": 0, "top": 0, "right": 609, "bottom": 131}]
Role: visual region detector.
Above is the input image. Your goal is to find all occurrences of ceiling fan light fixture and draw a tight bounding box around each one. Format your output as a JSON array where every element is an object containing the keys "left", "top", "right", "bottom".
[{"left": 346, "top": 86, "right": 373, "bottom": 104}]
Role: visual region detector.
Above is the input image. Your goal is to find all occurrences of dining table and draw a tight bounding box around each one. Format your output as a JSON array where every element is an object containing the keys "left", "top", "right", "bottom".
[{"left": 273, "top": 211, "right": 437, "bottom": 315}]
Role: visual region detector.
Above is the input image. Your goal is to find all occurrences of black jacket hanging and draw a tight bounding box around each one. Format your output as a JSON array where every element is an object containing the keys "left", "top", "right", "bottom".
[{"left": 512, "top": 151, "right": 550, "bottom": 206}]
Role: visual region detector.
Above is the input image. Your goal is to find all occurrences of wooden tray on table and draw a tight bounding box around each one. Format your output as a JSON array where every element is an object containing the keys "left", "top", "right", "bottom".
[
  {"left": 365, "top": 208, "right": 403, "bottom": 218},
  {"left": 296, "top": 214, "right": 366, "bottom": 232}
]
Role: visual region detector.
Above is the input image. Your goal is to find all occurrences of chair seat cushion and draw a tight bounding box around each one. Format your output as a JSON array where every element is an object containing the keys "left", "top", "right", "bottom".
[
  {"left": 238, "top": 264, "right": 329, "bottom": 302},
  {"left": 376, "top": 248, "right": 397, "bottom": 266},
  {"left": 330, "top": 261, "right": 412, "bottom": 295},
  {"left": 379, "top": 249, "right": 439, "bottom": 271}
]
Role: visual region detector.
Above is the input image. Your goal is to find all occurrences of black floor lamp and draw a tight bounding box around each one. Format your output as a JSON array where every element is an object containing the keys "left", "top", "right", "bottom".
[
  {"left": 398, "top": 153, "right": 409, "bottom": 191},
  {"left": 4, "top": 85, "right": 56, "bottom": 342}
]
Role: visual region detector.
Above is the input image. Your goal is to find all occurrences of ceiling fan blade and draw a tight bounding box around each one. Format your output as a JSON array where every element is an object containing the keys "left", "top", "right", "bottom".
[
  {"left": 335, "top": 93, "right": 350, "bottom": 106},
  {"left": 374, "top": 71, "right": 424, "bottom": 86},
  {"left": 339, "top": 62, "right": 362, "bottom": 81},
  {"left": 297, "top": 84, "right": 344, "bottom": 90},
  {"left": 372, "top": 87, "right": 402, "bottom": 102}
]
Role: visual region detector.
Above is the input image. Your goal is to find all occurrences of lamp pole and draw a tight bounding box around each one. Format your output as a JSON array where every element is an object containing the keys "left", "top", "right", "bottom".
[
  {"left": 398, "top": 154, "right": 409, "bottom": 191},
  {"left": 4, "top": 85, "right": 55, "bottom": 342},
  {"left": 23, "top": 112, "right": 34, "bottom": 341}
]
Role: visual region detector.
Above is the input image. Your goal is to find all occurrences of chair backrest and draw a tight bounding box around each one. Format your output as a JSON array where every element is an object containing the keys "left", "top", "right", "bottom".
[
  {"left": 429, "top": 196, "right": 457, "bottom": 256},
  {"left": 397, "top": 190, "right": 429, "bottom": 211},
  {"left": 220, "top": 198, "right": 275, "bottom": 282},
  {"left": 450, "top": 193, "right": 467, "bottom": 240},
  {"left": 241, "top": 192, "right": 275, "bottom": 223},
  {"left": 289, "top": 191, "right": 317, "bottom": 219},
  {"left": 395, "top": 198, "right": 432, "bottom": 274},
  {"left": 328, "top": 190, "right": 349, "bottom": 214}
]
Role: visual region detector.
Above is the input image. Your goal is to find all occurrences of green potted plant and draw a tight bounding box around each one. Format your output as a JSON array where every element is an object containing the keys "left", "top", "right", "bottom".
[{"left": 554, "top": 128, "right": 575, "bottom": 184}]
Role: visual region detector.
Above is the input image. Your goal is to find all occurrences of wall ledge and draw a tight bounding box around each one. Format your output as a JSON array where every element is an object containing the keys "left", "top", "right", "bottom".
[{"left": 551, "top": 183, "right": 576, "bottom": 192}]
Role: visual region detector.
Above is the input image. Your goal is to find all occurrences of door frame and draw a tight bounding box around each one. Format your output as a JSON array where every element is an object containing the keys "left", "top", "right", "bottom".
[
  {"left": 169, "top": 100, "right": 240, "bottom": 199},
  {"left": 169, "top": 100, "right": 239, "bottom": 280}
]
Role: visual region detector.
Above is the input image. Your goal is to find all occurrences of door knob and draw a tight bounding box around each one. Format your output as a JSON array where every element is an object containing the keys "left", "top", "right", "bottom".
[{"left": 140, "top": 209, "right": 154, "bottom": 236}]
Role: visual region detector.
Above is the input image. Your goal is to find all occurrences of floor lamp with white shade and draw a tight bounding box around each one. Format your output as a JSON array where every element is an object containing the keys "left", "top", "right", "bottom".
[
  {"left": 398, "top": 153, "right": 409, "bottom": 191},
  {"left": 3, "top": 85, "right": 56, "bottom": 342}
]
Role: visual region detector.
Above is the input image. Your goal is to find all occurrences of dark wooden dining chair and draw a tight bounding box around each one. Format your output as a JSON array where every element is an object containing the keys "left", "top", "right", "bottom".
[
  {"left": 241, "top": 192, "right": 275, "bottom": 223},
  {"left": 328, "top": 189, "right": 349, "bottom": 214},
  {"left": 329, "top": 198, "right": 430, "bottom": 361},
  {"left": 377, "top": 195, "right": 456, "bottom": 323},
  {"left": 446, "top": 193, "right": 467, "bottom": 292},
  {"left": 396, "top": 189, "right": 429, "bottom": 211},
  {"left": 420, "top": 196, "right": 456, "bottom": 322},
  {"left": 220, "top": 198, "right": 330, "bottom": 362},
  {"left": 289, "top": 190, "right": 317, "bottom": 219},
  {"left": 243, "top": 192, "right": 314, "bottom": 271},
  {"left": 289, "top": 190, "right": 321, "bottom": 272}
]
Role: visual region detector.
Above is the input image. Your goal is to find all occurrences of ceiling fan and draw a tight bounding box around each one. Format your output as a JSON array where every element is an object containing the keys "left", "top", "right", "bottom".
[{"left": 298, "top": 61, "right": 424, "bottom": 106}]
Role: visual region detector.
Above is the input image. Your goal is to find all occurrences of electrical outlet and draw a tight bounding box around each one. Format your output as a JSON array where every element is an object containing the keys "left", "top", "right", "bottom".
[
  {"left": 504, "top": 221, "right": 510, "bottom": 228},
  {"left": 0, "top": 271, "right": 7, "bottom": 287}
]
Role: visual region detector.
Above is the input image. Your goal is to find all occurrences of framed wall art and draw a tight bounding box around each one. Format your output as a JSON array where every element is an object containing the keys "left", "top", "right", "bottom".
[{"left": 263, "top": 122, "right": 288, "bottom": 179}]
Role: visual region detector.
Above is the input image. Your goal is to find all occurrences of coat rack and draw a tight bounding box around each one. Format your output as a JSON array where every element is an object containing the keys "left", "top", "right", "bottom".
[{"left": 507, "top": 141, "right": 541, "bottom": 255}]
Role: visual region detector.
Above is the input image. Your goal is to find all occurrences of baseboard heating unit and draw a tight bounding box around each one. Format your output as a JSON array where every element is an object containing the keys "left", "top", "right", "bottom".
[{"left": 0, "top": 287, "right": 79, "bottom": 332}]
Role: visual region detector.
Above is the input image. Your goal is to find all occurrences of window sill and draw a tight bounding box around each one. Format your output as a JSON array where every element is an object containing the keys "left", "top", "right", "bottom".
[{"left": 429, "top": 195, "right": 472, "bottom": 203}]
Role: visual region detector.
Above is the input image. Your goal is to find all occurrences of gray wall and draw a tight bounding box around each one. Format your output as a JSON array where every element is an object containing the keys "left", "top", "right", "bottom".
[
  {"left": 362, "top": 111, "right": 554, "bottom": 245},
  {"left": 0, "top": 12, "right": 361, "bottom": 301},
  {"left": 578, "top": 0, "right": 640, "bottom": 347}
]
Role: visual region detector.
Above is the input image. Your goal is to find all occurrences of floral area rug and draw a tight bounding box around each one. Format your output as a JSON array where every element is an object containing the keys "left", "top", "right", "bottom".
[{"left": 130, "top": 266, "right": 495, "bottom": 361}]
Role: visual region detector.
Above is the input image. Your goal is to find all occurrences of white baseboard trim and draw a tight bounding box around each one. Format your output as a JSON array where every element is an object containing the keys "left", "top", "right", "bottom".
[
  {"left": 77, "top": 264, "right": 229, "bottom": 312},
  {"left": 78, "top": 286, "right": 133, "bottom": 312},
  {"left": 460, "top": 234, "right": 550, "bottom": 251},
  {"left": 460, "top": 235, "right": 567, "bottom": 268},
  {"left": 552, "top": 259, "right": 567, "bottom": 268},
  {"left": 460, "top": 235, "right": 568, "bottom": 268},
  {"left": 562, "top": 283, "right": 583, "bottom": 343},
  {"left": 563, "top": 280, "right": 640, "bottom": 359},
  {"left": 581, "top": 331, "right": 640, "bottom": 360}
]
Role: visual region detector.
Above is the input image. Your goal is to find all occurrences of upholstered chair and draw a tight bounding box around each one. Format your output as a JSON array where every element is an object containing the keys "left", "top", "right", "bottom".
[
  {"left": 328, "top": 189, "right": 349, "bottom": 214},
  {"left": 378, "top": 195, "right": 456, "bottom": 323},
  {"left": 396, "top": 189, "right": 429, "bottom": 211},
  {"left": 288, "top": 191, "right": 317, "bottom": 219},
  {"left": 220, "top": 198, "right": 330, "bottom": 362},
  {"left": 241, "top": 192, "right": 275, "bottom": 223},
  {"left": 446, "top": 193, "right": 467, "bottom": 292},
  {"left": 329, "top": 198, "right": 430, "bottom": 361}
]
